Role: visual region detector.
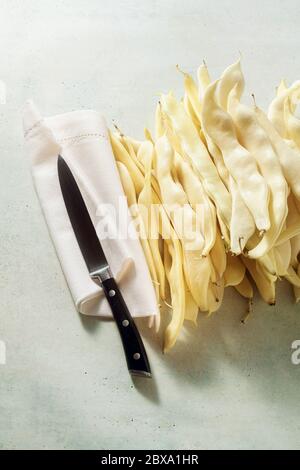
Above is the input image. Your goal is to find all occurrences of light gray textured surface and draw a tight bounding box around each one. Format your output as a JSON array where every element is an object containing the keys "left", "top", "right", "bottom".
[{"left": 1, "top": 0, "right": 300, "bottom": 450}]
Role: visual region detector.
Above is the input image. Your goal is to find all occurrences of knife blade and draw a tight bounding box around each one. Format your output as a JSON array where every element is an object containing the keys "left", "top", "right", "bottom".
[{"left": 57, "top": 155, "right": 151, "bottom": 378}]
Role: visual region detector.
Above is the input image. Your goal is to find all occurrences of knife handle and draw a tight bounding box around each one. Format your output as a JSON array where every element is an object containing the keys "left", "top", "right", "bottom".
[{"left": 101, "top": 277, "right": 152, "bottom": 378}]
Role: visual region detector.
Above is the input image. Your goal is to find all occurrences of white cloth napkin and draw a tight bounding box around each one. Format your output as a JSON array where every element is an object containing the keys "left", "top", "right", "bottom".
[{"left": 23, "top": 101, "right": 158, "bottom": 318}]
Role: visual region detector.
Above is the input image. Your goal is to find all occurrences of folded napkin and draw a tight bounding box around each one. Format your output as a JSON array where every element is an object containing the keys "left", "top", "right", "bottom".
[{"left": 23, "top": 101, "right": 158, "bottom": 318}]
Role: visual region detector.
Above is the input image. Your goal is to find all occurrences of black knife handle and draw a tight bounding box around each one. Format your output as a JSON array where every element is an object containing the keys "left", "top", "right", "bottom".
[{"left": 101, "top": 277, "right": 152, "bottom": 378}]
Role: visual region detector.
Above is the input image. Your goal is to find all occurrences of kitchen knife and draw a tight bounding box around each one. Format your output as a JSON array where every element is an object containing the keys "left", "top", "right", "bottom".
[{"left": 57, "top": 155, "right": 151, "bottom": 378}]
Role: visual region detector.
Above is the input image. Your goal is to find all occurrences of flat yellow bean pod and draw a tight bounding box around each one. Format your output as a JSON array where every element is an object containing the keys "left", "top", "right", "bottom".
[
  {"left": 197, "top": 62, "right": 211, "bottom": 100},
  {"left": 188, "top": 255, "right": 213, "bottom": 312},
  {"left": 254, "top": 105, "right": 300, "bottom": 200},
  {"left": 202, "top": 80, "right": 270, "bottom": 232},
  {"left": 156, "top": 135, "right": 213, "bottom": 310},
  {"left": 174, "top": 153, "right": 217, "bottom": 255},
  {"left": 276, "top": 194, "right": 300, "bottom": 247},
  {"left": 229, "top": 176, "right": 255, "bottom": 254},
  {"left": 224, "top": 253, "right": 246, "bottom": 287},
  {"left": 285, "top": 265, "right": 300, "bottom": 288},
  {"left": 116, "top": 161, "right": 161, "bottom": 308},
  {"left": 210, "top": 228, "right": 227, "bottom": 280},
  {"left": 291, "top": 236, "right": 300, "bottom": 269},
  {"left": 110, "top": 132, "right": 144, "bottom": 194},
  {"left": 184, "top": 284, "right": 199, "bottom": 324},
  {"left": 204, "top": 137, "right": 230, "bottom": 189},
  {"left": 268, "top": 81, "right": 300, "bottom": 137},
  {"left": 177, "top": 66, "right": 202, "bottom": 124},
  {"left": 160, "top": 92, "right": 232, "bottom": 242},
  {"left": 273, "top": 240, "right": 291, "bottom": 276},
  {"left": 144, "top": 128, "right": 154, "bottom": 143},
  {"left": 138, "top": 141, "right": 166, "bottom": 302},
  {"left": 121, "top": 134, "right": 142, "bottom": 162},
  {"left": 284, "top": 93, "right": 300, "bottom": 148},
  {"left": 198, "top": 62, "right": 232, "bottom": 187},
  {"left": 242, "top": 257, "right": 276, "bottom": 305},
  {"left": 228, "top": 86, "right": 288, "bottom": 258},
  {"left": 122, "top": 135, "right": 143, "bottom": 154},
  {"left": 163, "top": 239, "right": 185, "bottom": 352},
  {"left": 155, "top": 135, "right": 205, "bottom": 252},
  {"left": 277, "top": 79, "right": 288, "bottom": 97},
  {"left": 217, "top": 59, "right": 244, "bottom": 110},
  {"left": 183, "top": 93, "right": 201, "bottom": 129}
]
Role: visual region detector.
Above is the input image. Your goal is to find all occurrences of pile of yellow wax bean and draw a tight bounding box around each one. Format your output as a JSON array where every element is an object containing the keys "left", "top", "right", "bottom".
[{"left": 110, "top": 60, "right": 300, "bottom": 351}]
